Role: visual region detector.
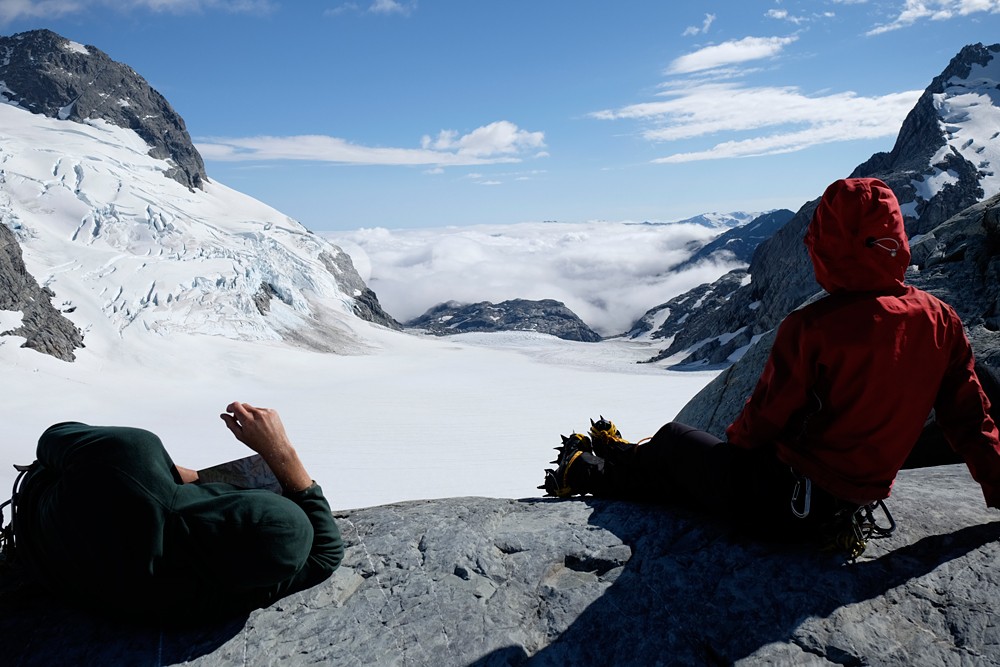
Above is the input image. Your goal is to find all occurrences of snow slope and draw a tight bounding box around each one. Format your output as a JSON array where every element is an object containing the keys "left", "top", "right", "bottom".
[{"left": 0, "top": 102, "right": 368, "bottom": 358}]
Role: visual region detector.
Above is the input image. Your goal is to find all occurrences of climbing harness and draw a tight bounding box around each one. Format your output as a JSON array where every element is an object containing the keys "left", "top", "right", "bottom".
[
  {"left": 0, "top": 463, "right": 35, "bottom": 565},
  {"left": 788, "top": 468, "right": 896, "bottom": 559}
]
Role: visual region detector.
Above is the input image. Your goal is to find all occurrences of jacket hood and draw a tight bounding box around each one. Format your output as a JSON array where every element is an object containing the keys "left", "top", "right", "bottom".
[{"left": 805, "top": 178, "right": 910, "bottom": 294}]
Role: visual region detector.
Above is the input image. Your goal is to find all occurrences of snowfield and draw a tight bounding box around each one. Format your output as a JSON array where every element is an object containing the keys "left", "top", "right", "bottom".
[{"left": 0, "top": 324, "right": 719, "bottom": 511}]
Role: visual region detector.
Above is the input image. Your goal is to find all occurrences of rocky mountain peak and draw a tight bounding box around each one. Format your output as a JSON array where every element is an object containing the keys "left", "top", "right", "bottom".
[
  {"left": 0, "top": 29, "right": 206, "bottom": 190},
  {"left": 852, "top": 41, "right": 1000, "bottom": 236}
]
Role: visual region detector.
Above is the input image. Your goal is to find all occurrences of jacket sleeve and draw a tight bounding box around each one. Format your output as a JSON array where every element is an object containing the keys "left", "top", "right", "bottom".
[
  {"left": 226, "top": 482, "right": 345, "bottom": 615},
  {"left": 275, "top": 482, "right": 345, "bottom": 591},
  {"left": 934, "top": 321, "right": 1000, "bottom": 508},
  {"left": 726, "top": 313, "right": 815, "bottom": 449}
]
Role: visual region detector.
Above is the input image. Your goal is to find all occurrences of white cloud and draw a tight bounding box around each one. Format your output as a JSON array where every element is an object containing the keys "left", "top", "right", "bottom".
[
  {"left": 595, "top": 81, "right": 920, "bottom": 162},
  {"left": 198, "top": 121, "right": 546, "bottom": 167},
  {"left": 369, "top": 0, "right": 413, "bottom": 15},
  {"left": 328, "top": 221, "right": 743, "bottom": 335},
  {"left": 325, "top": 0, "right": 414, "bottom": 17},
  {"left": 421, "top": 121, "right": 545, "bottom": 157},
  {"left": 0, "top": 0, "right": 81, "bottom": 22},
  {"left": 592, "top": 47, "right": 921, "bottom": 163},
  {"left": 766, "top": 8, "right": 807, "bottom": 23},
  {"left": 868, "top": 0, "right": 1000, "bottom": 34},
  {"left": 682, "top": 13, "right": 716, "bottom": 36},
  {"left": 666, "top": 35, "right": 798, "bottom": 74},
  {"left": 0, "top": 0, "right": 274, "bottom": 22}
]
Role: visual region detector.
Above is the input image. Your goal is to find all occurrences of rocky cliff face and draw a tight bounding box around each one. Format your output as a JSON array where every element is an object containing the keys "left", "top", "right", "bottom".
[
  {"left": 0, "top": 29, "right": 207, "bottom": 190},
  {"left": 853, "top": 42, "right": 1000, "bottom": 236},
  {"left": 1, "top": 465, "right": 996, "bottom": 665},
  {"left": 407, "top": 299, "right": 602, "bottom": 342},
  {"left": 0, "top": 221, "right": 83, "bottom": 361}
]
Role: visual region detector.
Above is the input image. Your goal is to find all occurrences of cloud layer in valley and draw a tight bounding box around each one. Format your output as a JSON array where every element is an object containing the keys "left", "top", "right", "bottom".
[{"left": 328, "top": 220, "right": 747, "bottom": 337}]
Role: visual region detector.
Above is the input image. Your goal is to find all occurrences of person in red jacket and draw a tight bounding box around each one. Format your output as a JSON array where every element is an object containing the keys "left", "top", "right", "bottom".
[{"left": 542, "top": 178, "right": 1000, "bottom": 546}]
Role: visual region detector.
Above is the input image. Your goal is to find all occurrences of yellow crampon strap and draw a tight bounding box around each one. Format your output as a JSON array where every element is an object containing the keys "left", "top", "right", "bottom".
[{"left": 556, "top": 450, "right": 584, "bottom": 497}]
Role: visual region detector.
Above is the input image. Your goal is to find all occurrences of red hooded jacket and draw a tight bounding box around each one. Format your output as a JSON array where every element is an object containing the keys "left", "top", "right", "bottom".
[{"left": 726, "top": 178, "right": 1000, "bottom": 507}]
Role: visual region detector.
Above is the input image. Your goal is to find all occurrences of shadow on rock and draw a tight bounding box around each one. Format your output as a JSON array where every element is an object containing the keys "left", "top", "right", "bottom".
[
  {"left": 0, "top": 566, "right": 247, "bottom": 666},
  {"left": 473, "top": 497, "right": 1000, "bottom": 666}
]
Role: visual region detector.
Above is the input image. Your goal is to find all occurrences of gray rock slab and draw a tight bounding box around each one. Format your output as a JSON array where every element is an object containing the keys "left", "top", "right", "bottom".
[{"left": 1, "top": 465, "right": 997, "bottom": 666}]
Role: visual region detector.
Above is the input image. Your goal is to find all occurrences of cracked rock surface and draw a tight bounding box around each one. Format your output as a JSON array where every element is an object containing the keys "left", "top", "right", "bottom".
[{"left": 1, "top": 465, "right": 997, "bottom": 665}]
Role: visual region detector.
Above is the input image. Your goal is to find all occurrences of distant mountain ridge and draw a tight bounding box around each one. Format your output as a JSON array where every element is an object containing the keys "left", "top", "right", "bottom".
[{"left": 406, "top": 299, "right": 603, "bottom": 342}]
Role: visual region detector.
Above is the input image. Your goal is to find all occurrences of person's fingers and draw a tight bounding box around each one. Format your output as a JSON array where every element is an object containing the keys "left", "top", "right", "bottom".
[
  {"left": 226, "top": 401, "right": 260, "bottom": 426},
  {"left": 220, "top": 412, "right": 242, "bottom": 439}
]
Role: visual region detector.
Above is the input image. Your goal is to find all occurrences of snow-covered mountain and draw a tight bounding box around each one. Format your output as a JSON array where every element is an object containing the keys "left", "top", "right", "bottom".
[
  {"left": 637, "top": 42, "right": 1000, "bottom": 368},
  {"left": 0, "top": 30, "right": 396, "bottom": 361},
  {"left": 0, "top": 29, "right": 206, "bottom": 191},
  {"left": 856, "top": 42, "right": 1000, "bottom": 235},
  {"left": 641, "top": 211, "right": 764, "bottom": 230}
]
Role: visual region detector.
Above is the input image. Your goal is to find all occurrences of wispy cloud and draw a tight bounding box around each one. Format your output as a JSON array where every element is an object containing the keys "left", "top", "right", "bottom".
[
  {"left": 591, "top": 30, "right": 921, "bottom": 164},
  {"left": 766, "top": 8, "right": 807, "bottom": 24},
  {"left": 0, "top": 0, "right": 275, "bottom": 23},
  {"left": 682, "top": 13, "right": 715, "bottom": 36},
  {"left": 369, "top": 0, "right": 413, "bottom": 15},
  {"left": 197, "top": 120, "right": 546, "bottom": 167},
  {"left": 666, "top": 36, "right": 798, "bottom": 74},
  {"left": 869, "top": 0, "right": 1000, "bottom": 35},
  {"left": 0, "top": 0, "right": 79, "bottom": 23},
  {"left": 325, "top": 0, "right": 415, "bottom": 17},
  {"left": 596, "top": 81, "right": 919, "bottom": 163}
]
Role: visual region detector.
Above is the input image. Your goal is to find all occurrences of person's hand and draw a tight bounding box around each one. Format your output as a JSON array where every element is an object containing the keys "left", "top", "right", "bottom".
[
  {"left": 220, "top": 402, "right": 313, "bottom": 492},
  {"left": 175, "top": 465, "right": 200, "bottom": 484},
  {"left": 220, "top": 402, "right": 294, "bottom": 458}
]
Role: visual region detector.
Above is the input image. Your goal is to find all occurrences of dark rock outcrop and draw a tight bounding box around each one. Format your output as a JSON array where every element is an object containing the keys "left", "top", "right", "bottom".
[
  {"left": 0, "top": 29, "right": 207, "bottom": 190},
  {"left": 1, "top": 465, "right": 996, "bottom": 665},
  {"left": 407, "top": 299, "right": 602, "bottom": 342},
  {"left": 319, "top": 251, "right": 401, "bottom": 330},
  {"left": 0, "top": 222, "right": 83, "bottom": 361}
]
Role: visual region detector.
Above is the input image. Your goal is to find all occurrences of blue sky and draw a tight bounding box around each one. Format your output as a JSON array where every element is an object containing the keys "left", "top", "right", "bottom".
[{"left": 3, "top": 1, "right": 1000, "bottom": 230}]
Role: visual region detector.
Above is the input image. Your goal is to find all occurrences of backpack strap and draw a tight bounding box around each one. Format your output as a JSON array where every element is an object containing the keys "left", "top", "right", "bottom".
[{"left": 0, "top": 463, "right": 36, "bottom": 565}]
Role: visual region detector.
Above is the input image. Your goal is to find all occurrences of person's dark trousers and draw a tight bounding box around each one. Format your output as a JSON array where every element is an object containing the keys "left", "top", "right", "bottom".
[{"left": 600, "top": 422, "right": 839, "bottom": 539}]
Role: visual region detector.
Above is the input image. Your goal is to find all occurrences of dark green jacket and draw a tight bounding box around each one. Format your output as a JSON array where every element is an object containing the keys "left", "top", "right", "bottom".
[{"left": 16, "top": 422, "right": 344, "bottom": 621}]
